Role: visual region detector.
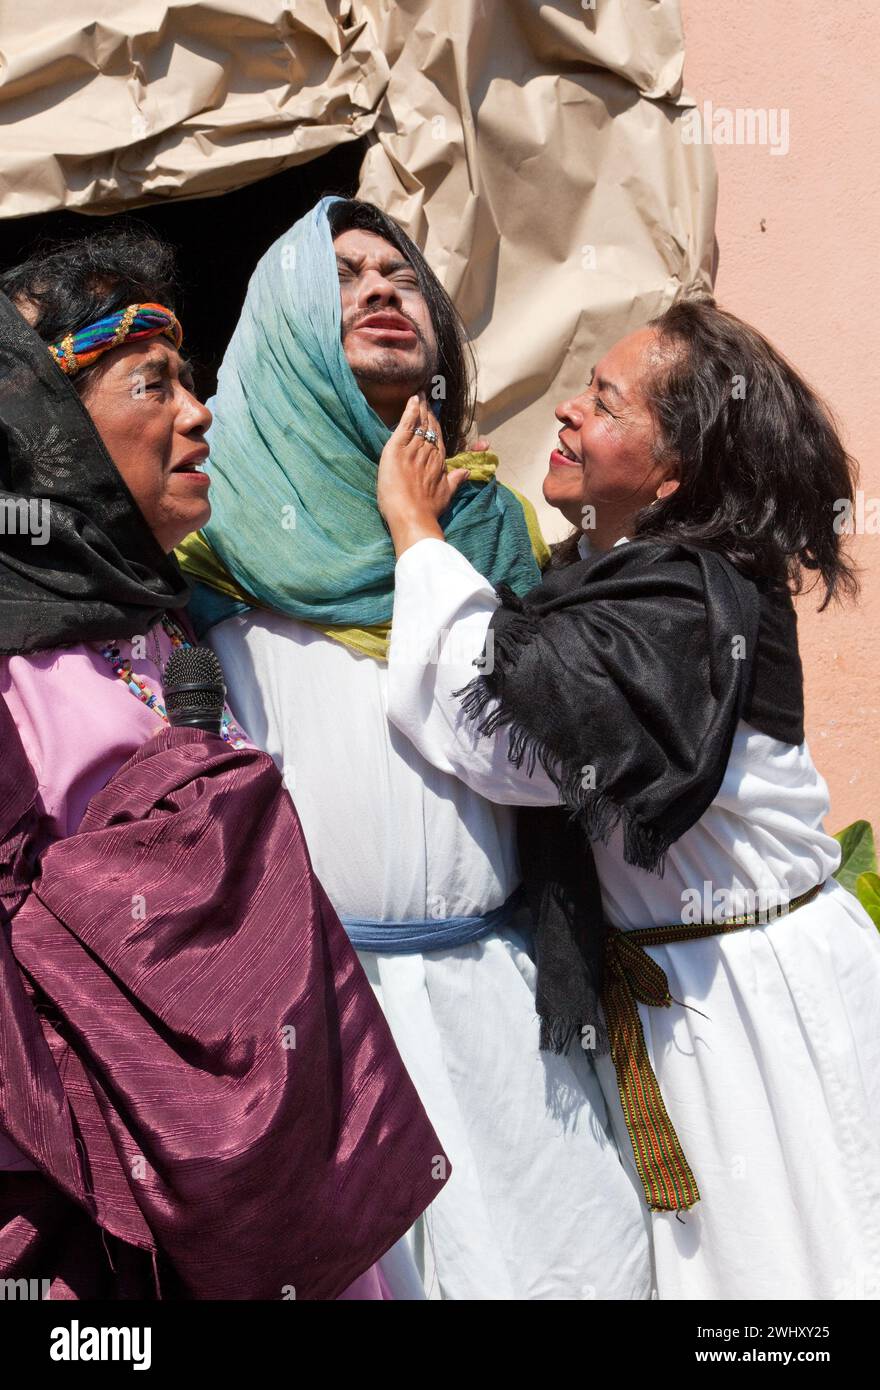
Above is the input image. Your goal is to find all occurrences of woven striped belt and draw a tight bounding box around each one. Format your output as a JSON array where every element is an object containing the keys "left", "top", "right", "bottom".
[{"left": 601, "top": 879, "right": 826, "bottom": 1212}]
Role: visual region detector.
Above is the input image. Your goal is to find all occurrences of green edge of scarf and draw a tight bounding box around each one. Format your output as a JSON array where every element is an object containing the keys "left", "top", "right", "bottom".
[{"left": 177, "top": 454, "right": 549, "bottom": 662}]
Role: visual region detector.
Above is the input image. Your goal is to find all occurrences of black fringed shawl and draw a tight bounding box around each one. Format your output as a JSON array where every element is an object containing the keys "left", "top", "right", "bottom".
[{"left": 457, "top": 538, "right": 805, "bottom": 1052}]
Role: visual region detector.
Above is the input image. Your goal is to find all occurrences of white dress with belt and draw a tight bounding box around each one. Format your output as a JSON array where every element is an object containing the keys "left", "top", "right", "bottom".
[
  {"left": 383, "top": 535, "right": 880, "bottom": 1302},
  {"left": 208, "top": 605, "right": 652, "bottom": 1301}
]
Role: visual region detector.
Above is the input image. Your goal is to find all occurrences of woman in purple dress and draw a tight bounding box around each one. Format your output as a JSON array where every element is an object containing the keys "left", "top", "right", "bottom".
[{"left": 0, "top": 229, "right": 446, "bottom": 1300}]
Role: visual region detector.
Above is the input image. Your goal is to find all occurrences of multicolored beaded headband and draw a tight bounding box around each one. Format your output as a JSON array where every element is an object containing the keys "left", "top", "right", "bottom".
[{"left": 48, "top": 302, "right": 183, "bottom": 377}]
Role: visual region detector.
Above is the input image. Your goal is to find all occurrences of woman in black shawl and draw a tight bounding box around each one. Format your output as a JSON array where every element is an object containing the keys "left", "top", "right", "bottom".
[
  {"left": 377, "top": 301, "right": 880, "bottom": 1300},
  {"left": 0, "top": 228, "right": 447, "bottom": 1300}
]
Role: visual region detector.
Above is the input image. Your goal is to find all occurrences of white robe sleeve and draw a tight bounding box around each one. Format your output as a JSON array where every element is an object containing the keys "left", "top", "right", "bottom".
[{"left": 387, "top": 537, "right": 561, "bottom": 807}]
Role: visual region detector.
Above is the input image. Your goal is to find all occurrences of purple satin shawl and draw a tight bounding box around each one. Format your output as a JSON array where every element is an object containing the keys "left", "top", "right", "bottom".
[{"left": 0, "top": 702, "right": 447, "bottom": 1299}]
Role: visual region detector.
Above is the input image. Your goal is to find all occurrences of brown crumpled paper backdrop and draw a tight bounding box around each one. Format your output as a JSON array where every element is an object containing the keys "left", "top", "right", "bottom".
[{"left": 0, "top": 0, "right": 716, "bottom": 534}]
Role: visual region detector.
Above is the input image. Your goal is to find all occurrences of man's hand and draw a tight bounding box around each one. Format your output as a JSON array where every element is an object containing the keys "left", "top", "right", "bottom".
[{"left": 377, "top": 393, "right": 468, "bottom": 557}]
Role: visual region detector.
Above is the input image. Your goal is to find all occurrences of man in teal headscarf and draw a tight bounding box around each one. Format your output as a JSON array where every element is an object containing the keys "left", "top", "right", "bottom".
[
  {"left": 177, "top": 197, "right": 650, "bottom": 1302},
  {"left": 178, "top": 196, "right": 548, "bottom": 653}
]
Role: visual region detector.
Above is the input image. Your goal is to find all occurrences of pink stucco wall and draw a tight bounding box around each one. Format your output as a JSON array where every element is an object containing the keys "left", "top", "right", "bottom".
[{"left": 680, "top": 0, "right": 880, "bottom": 834}]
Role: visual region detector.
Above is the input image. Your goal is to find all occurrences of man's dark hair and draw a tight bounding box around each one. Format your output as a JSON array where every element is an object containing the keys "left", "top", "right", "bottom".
[
  {"left": 326, "top": 198, "right": 476, "bottom": 454},
  {"left": 0, "top": 225, "right": 178, "bottom": 396},
  {"left": 633, "top": 298, "right": 858, "bottom": 607}
]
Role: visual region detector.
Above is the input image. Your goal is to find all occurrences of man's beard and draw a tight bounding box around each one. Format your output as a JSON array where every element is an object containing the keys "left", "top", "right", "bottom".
[{"left": 350, "top": 348, "right": 435, "bottom": 389}]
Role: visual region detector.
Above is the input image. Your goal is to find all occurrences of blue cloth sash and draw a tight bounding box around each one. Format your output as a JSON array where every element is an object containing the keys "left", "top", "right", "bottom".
[{"left": 342, "top": 888, "right": 526, "bottom": 955}]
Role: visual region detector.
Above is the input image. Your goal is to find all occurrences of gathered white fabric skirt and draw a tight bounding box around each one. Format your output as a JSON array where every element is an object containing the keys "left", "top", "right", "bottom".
[
  {"left": 594, "top": 879, "right": 880, "bottom": 1301},
  {"left": 359, "top": 923, "right": 653, "bottom": 1301}
]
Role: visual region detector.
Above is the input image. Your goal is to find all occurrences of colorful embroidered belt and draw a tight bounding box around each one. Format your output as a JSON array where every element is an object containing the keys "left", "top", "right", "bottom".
[{"left": 602, "top": 879, "right": 826, "bottom": 1213}]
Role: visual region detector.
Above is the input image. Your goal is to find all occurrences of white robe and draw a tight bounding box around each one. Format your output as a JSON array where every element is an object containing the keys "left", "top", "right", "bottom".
[
  {"left": 383, "top": 536, "right": 880, "bottom": 1302},
  {"left": 209, "top": 610, "right": 652, "bottom": 1301}
]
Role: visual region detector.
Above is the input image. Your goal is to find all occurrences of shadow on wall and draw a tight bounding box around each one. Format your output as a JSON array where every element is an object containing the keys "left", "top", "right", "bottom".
[{"left": 0, "top": 139, "right": 367, "bottom": 403}]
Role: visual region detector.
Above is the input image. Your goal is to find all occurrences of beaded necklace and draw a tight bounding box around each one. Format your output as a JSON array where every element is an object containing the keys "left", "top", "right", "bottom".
[{"left": 100, "top": 614, "right": 247, "bottom": 748}]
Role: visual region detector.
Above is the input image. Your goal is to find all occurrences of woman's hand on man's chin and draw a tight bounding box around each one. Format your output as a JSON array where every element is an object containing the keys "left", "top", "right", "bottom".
[{"left": 377, "top": 391, "right": 468, "bottom": 557}]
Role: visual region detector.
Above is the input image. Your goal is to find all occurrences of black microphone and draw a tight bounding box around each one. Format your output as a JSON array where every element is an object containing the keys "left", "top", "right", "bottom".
[{"left": 162, "top": 645, "right": 227, "bottom": 736}]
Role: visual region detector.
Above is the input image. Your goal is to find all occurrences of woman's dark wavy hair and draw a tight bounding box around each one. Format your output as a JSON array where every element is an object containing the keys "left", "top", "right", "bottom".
[
  {"left": 326, "top": 198, "right": 476, "bottom": 454},
  {"left": 0, "top": 225, "right": 178, "bottom": 398},
  {"left": 633, "top": 298, "right": 858, "bottom": 608}
]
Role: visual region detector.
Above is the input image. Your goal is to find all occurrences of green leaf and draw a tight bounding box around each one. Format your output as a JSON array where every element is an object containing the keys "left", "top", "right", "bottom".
[
  {"left": 855, "top": 872, "right": 880, "bottom": 930},
  {"left": 833, "top": 820, "right": 877, "bottom": 894}
]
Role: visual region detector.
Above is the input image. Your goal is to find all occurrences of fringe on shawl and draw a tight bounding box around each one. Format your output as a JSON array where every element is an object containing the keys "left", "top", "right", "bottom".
[
  {"left": 455, "top": 599, "right": 674, "bottom": 878},
  {"left": 539, "top": 1014, "right": 610, "bottom": 1058},
  {"left": 454, "top": 585, "right": 677, "bottom": 1058}
]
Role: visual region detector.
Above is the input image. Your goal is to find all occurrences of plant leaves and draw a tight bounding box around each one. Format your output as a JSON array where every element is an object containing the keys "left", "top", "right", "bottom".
[
  {"left": 855, "top": 872, "right": 880, "bottom": 930},
  {"left": 833, "top": 820, "right": 877, "bottom": 895}
]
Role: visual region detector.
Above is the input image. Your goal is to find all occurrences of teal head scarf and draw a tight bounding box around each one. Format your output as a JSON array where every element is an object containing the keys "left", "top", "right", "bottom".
[{"left": 192, "top": 196, "right": 541, "bottom": 631}]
